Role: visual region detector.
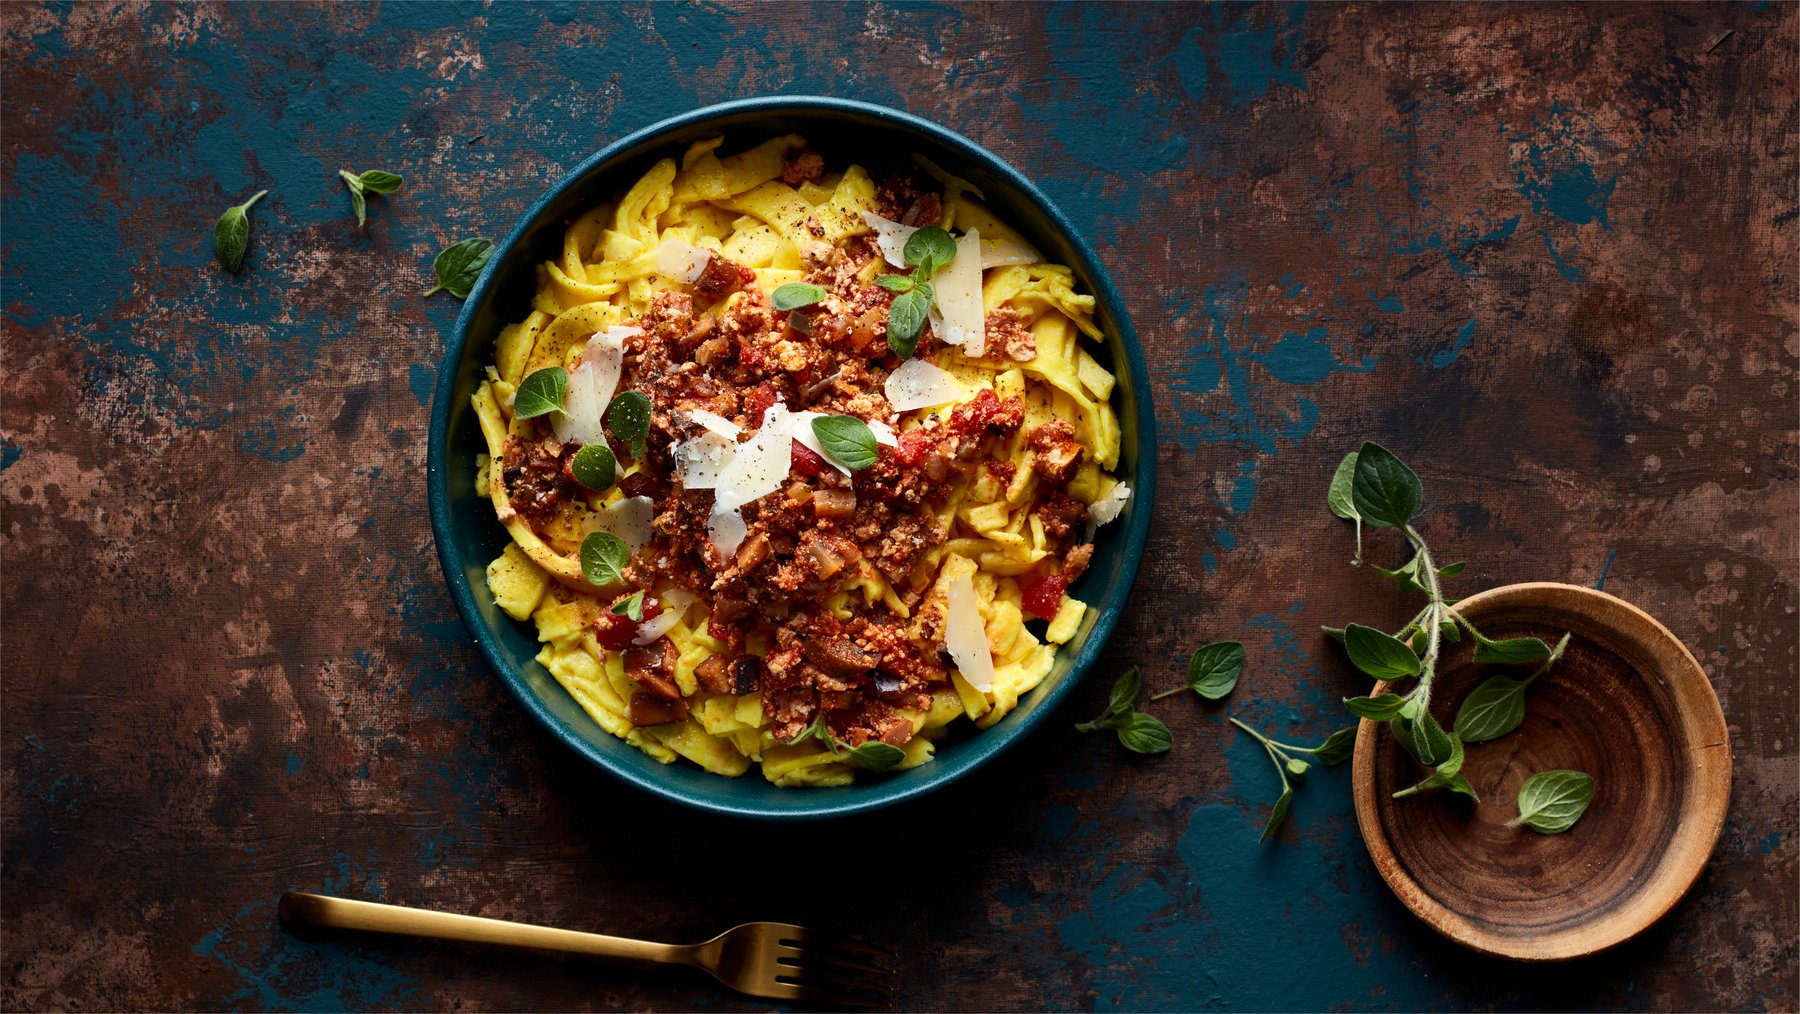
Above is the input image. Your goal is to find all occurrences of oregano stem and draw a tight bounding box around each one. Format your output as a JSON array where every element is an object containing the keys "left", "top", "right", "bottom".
[
  {"left": 1405, "top": 524, "right": 1445, "bottom": 708},
  {"left": 1148, "top": 686, "right": 1185, "bottom": 701}
]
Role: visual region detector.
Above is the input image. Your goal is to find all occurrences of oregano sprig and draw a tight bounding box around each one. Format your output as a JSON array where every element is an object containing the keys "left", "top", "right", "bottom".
[
  {"left": 1228, "top": 719, "right": 1358, "bottom": 840},
  {"left": 214, "top": 190, "right": 268, "bottom": 272},
  {"left": 1074, "top": 669, "right": 1171, "bottom": 754},
  {"left": 339, "top": 168, "right": 403, "bottom": 227},
  {"left": 879, "top": 225, "right": 958, "bottom": 359}
]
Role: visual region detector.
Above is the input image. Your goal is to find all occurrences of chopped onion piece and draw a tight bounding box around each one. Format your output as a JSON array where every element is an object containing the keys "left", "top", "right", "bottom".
[
  {"left": 551, "top": 329, "right": 627, "bottom": 446},
  {"left": 685, "top": 408, "right": 741, "bottom": 440},
  {"left": 581, "top": 495, "right": 655, "bottom": 552},
  {"left": 654, "top": 237, "right": 712, "bottom": 283},
  {"left": 790, "top": 411, "right": 851, "bottom": 477},
  {"left": 1089, "top": 481, "right": 1131, "bottom": 527},
  {"left": 885, "top": 358, "right": 967, "bottom": 411},
  {"left": 712, "top": 403, "right": 793, "bottom": 514},
  {"left": 867, "top": 420, "right": 898, "bottom": 446},
  {"left": 862, "top": 210, "right": 917, "bottom": 269},
  {"left": 944, "top": 571, "right": 995, "bottom": 692},
  {"left": 928, "top": 228, "right": 985, "bottom": 352}
]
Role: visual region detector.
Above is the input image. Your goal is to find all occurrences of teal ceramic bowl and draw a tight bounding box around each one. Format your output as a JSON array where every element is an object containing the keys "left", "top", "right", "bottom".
[{"left": 427, "top": 96, "right": 1156, "bottom": 819}]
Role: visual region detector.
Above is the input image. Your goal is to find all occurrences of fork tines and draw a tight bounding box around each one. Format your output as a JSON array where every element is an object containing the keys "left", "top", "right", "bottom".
[{"left": 774, "top": 930, "right": 898, "bottom": 1010}]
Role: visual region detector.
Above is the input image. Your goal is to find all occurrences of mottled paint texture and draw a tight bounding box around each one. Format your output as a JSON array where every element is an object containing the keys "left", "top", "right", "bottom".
[{"left": 3, "top": 2, "right": 1796, "bottom": 1010}]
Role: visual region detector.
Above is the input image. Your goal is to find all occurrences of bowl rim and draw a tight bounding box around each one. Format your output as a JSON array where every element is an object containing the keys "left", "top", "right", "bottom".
[
  {"left": 1349, "top": 581, "right": 1732, "bottom": 960},
  {"left": 425, "top": 95, "right": 1158, "bottom": 819}
]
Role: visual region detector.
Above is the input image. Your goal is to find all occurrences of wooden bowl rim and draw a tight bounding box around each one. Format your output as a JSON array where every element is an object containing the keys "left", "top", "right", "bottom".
[{"left": 1350, "top": 581, "right": 1732, "bottom": 961}]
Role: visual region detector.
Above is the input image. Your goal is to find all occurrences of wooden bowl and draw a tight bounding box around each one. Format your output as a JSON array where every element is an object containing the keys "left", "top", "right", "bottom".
[{"left": 1351, "top": 582, "right": 1731, "bottom": 960}]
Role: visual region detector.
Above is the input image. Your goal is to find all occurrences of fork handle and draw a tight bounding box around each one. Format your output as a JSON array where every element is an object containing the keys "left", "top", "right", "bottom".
[{"left": 279, "top": 892, "right": 690, "bottom": 966}]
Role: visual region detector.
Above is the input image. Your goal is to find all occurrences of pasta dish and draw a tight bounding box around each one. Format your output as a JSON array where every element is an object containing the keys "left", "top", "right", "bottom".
[{"left": 469, "top": 134, "right": 1130, "bottom": 785}]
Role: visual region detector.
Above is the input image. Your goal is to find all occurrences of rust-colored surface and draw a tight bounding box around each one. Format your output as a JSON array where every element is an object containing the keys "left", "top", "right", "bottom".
[{"left": 3, "top": 3, "right": 1795, "bottom": 1009}]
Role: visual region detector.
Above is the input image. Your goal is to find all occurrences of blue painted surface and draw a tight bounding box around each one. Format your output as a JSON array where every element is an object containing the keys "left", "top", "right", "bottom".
[{"left": 3, "top": 2, "right": 1792, "bottom": 1011}]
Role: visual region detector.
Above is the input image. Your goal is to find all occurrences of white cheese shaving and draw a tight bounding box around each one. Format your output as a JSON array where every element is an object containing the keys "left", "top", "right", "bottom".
[
  {"left": 1088, "top": 481, "right": 1132, "bottom": 527},
  {"left": 659, "top": 588, "right": 697, "bottom": 613},
  {"left": 654, "top": 236, "right": 712, "bottom": 283},
  {"left": 884, "top": 358, "right": 968, "bottom": 411},
  {"left": 685, "top": 408, "right": 742, "bottom": 440},
  {"left": 862, "top": 210, "right": 917, "bottom": 269},
  {"left": 867, "top": 420, "right": 898, "bottom": 446},
  {"left": 980, "top": 233, "right": 1041, "bottom": 268},
  {"left": 944, "top": 571, "right": 995, "bottom": 692},
  {"left": 927, "top": 228, "right": 985, "bottom": 352},
  {"left": 789, "top": 411, "right": 850, "bottom": 476},
  {"left": 631, "top": 607, "right": 684, "bottom": 645},
  {"left": 712, "top": 403, "right": 793, "bottom": 514},
  {"left": 581, "top": 495, "right": 656, "bottom": 552},
  {"left": 551, "top": 328, "right": 630, "bottom": 446},
  {"left": 674, "top": 431, "right": 736, "bottom": 490},
  {"left": 708, "top": 507, "right": 746, "bottom": 559}
]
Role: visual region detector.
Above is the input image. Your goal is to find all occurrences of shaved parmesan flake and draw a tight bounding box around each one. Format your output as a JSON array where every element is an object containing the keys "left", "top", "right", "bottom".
[
  {"left": 654, "top": 236, "right": 712, "bottom": 283},
  {"left": 944, "top": 572, "right": 995, "bottom": 692},
  {"left": 685, "top": 408, "right": 741, "bottom": 440},
  {"left": 674, "top": 431, "right": 735, "bottom": 490},
  {"left": 708, "top": 507, "right": 746, "bottom": 559},
  {"left": 980, "top": 233, "right": 1041, "bottom": 268},
  {"left": 862, "top": 210, "right": 917, "bottom": 269},
  {"left": 659, "top": 588, "right": 697, "bottom": 614},
  {"left": 581, "top": 495, "right": 656, "bottom": 552},
  {"left": 885, "top": 358, "right": 968, "bottom": 412},
  {"left": 867, "top": 420, "right": 898, "bottom": 446},
  {"left": 913, "top": 153, "right": 985, "bottom": 200},
  {"left": 712, "top": 403, "right": 793, "bottom": 514},
  {"left": 927, "top": 228, "right": 984, "bottom": 352},
  {"left": 1089, "top": 481, "right": 1132, "bottom": 527},
  {"left": 632, "top": 607, "right": 684, "bottom": 645},
  {"left": 552, "top": 329, "right": 628, "bottom": 446},
  {"left": 790, "top": 411, "right": 851, "bottom": 476}
]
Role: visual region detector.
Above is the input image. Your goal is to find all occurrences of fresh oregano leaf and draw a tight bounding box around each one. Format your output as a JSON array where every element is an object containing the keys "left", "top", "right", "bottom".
[
  {"left": 1393, "top": 710, "right": 1454, "bottom": 767},
  {"left": 812, "top": 415, "right": 879, "bottom": 470},
  {"left": 1327, "top": 450, "right": 1364, "bottom": 561},
  {"left": 1260, "top": 786, "right": 1293, "bottom": 842},
  {"left": 1343, "top": 623, "right": 1422, "bottom": 680},
  {"left": 874, "top": 274, "right": 914, "bottom": 293},
  {"left": 771, "top": 282, "right": 827, "bottom": 312},
  {"left": 1308, "top": 727, "right": 1357, "bottom": 766},
  {"left": 886, "top": 284, "right": 932, "bottom": 357},
  {"left": 1344, "top": 693, "right": 1408, "bottom": 721},
  {"left": 1473, "top": 634, "right": 1554, "bottom": 665},
  {"left": 1285, "top": 757, "right": 1311, "bottom": 776},
  {"left": 903, "top": 226, "right": 957, "bottom": 272},
  {"left": 514, "top": 367, "right": 569, "bottom": 419},
  {"left": 213, "top": 190, "right": 267, "bottom": 273},
  {"left": 1437, "top": 561, "right": 1467, "bottom": 576},
  {"left": 339, "top": 169, "right": 403, "bottom": 227},
  {"left": 1350, "top": 441, "right": 1422, "bottom": 529},
  {"left": 1454, "top": 666, "right": 1540, "bottom": 744},
  {"left": 579, "top": 531, "right": 629, "bottom": 588},
  {"left": 1509, "top": 770, "right": 1595, "bottom": 833},
  {"left": 516, "top": 367, "right": 571, "bottom": 420},
  {"left": 605, "top": 391, "right": 652, "bottom": 461},
  {"left": 1442, "top": 771, "right": 1480, "bottom": 800},
  {"left": 1115, "top": 712, "right": 1172, "bottom": 754},
  {"left": 610, "top": 589, "right": 645, "bottom": 621},
  {"left": 1184, "top": 641, "right": 1244, "bottom": 699},
  {"left": 424, "top": 237, "right": 494, "bottom": 298},
  {"left": 569, "top": 444, "right": 617, "bottom": 490},
  {"left": 845, "top": 741, "right": 906, "bottom": 772},
  {"left": 1322, "top": 625, "right": 1347, "bottom": 644}
]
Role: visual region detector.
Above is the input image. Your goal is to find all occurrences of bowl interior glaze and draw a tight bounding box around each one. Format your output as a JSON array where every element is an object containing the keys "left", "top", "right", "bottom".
[{"left": 427, "top": 97, "right": 1156, "bottom": 819}]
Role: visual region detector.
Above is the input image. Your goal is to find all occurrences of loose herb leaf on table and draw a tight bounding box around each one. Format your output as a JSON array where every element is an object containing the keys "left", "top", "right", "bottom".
[
  {"left": 214, "top": 190, "right": 268, "bottom": 272},
  {"left": 1151, "top": 641, "right": 1244, "bottom": 701},
  {"left": 338, "top": 168, "right": 403, "bottom": 227},
  {"left": 1075, "top": 669, "right": 1171, "bottom": 754},
  {"left": 424, "top": 237, "right": 494, "bottom": 298}
]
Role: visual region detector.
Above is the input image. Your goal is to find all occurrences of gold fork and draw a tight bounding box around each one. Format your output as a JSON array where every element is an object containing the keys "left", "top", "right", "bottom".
[{"left": 278, "top": 892, "right": 896, "bottom": 1009}]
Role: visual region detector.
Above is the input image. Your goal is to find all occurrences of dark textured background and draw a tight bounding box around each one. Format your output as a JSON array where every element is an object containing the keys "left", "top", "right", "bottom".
[{"left": 3, "top": 2, "right": 1796, "bottom": 1010}]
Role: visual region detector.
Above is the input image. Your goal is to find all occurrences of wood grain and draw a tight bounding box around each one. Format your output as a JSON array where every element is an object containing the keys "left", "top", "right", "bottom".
[{"left": 1352, "top": 583, "right": 1732, "bottom": 961}]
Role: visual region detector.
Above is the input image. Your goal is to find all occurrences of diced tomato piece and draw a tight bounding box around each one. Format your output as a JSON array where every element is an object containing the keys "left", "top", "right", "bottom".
[
  {"left": 791, "top": 440, "right": 827, "bottom": 477},
  {"left": 1020, "top": 572, "right": 1067, "bottom": 621},
  {"left": 742, "top": 384, "right": 779, "bottom": 421},
  {"left": 594, "top": 593, "right": 661, "bottom": 650},
  {"left": 896, "top": 427, "right": 935, "bottom": 467}
]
